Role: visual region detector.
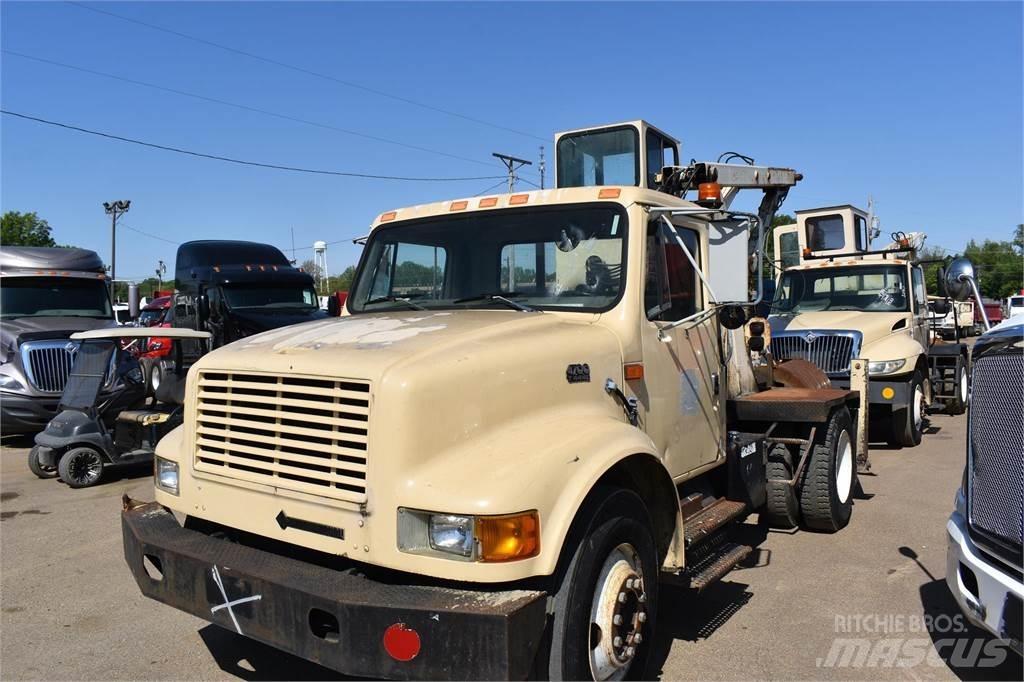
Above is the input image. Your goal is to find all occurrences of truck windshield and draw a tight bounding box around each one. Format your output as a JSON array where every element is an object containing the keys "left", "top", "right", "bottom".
[
  {"left": 221, "top": 285, "right": 318, "bottom": 310},
  {"left": 0, "top": 277, "right": 113, "bottom": 319},
  {"left": 138, "top": 308, "right": 167, "bottom": 326},
  {"left": 349, "top": 205, "right": 627, "bottom": 313},
  {"left": 772, "top": 265, "right": 910, "bottom": 313}
]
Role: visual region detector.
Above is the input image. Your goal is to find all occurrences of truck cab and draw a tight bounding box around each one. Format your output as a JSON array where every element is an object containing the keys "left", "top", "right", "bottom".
[
  {"left": 172, "top": 240, "right": 326, "bottom": 348},
  {"left": 124, "top": 121, "right": 867, "bottom": 680},
  {"left": 0, "top": 247, "right": 133, "bottom": 434},
  {"left": 768, "top": 206, "right": 970, "bottom": 447}
]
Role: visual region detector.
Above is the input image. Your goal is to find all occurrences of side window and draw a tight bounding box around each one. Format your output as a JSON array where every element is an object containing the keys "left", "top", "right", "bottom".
[
  {"left": 806, "top": 214, "right": 846, "bottom": 251},
  {"left": 645, "top": 130, "right": 678, "bottom": 188},
  {"left": 911, "top": 267, "right": 926, "bottom": 310},
  {"left": 855, "top": 215, "right": 867, "bottom": 251},
  {"left": 645, "top": 220, "right": 700, "bottom": 322},
  {"left": 779, "top": 232, "right": 800, "bottom": 268}
]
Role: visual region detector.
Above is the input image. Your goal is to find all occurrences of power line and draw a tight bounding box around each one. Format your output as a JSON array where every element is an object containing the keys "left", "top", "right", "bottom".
[
  {"left": 66, "top": 1, "right": 548, "bottom": 143},
  {"left": 0, "top": 110, "right": 507, "bottom": 182},
  {"left": 4, "top": 50, "right": 498, "bottom": 169},
  {"left": 474, "top": 179, "right": 508, "bottom": 197},
  {"left": 121, "top": 224, "right": 181, "bottom": 246}
]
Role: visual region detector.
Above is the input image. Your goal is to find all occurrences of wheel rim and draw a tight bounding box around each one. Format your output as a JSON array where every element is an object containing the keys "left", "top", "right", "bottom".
[
  {"left": 913, "top": 385, "right": 924, "bottom": 431},
  {"left": 835, "top": 430, "right": 853, "bottom": 504},
  {"left": 33, "top": 451, "right": 57, "bottom": 474},
  {"left": 151, "top": 366, "right": 162, "bottom": 391},
  {"left": 589, "top": 543, "right": 647, "bottom": 681},
  {"left": 959, "top": 368, "right": 968, "bottom": 402},
  {"left": 68, "top": 451, "right": 102, "bottom": 485}
]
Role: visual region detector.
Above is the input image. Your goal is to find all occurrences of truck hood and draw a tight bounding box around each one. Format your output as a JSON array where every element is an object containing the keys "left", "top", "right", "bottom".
[
  {"left": 206, "top": 310, "right": 610, "bottom": 381},
  {"left": 770, "top": 311, "right": 909, "bottom": 345},
  {"left": 1, "top": 316, "right": 117, "bottom": 355}
]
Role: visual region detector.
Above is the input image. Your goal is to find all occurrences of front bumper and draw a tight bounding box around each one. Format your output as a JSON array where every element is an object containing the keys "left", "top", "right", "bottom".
[
  {"left": 946, "top": 510, "right": 1023, "bottom": 655},
  {"left": 832, "top": 377, "right": 910, "bottom": 407},
  {"left": 0, "top": 391, "right": 61, "bottom": 434},
  {"left": 122, "top": 500, "right": 547, "bottom": 680}
]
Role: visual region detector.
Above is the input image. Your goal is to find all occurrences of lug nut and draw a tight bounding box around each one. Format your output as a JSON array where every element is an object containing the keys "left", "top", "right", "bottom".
[
  {"left": 625, "top": 646, "right": 635, "bottom": 657},
  {"left": 618, "top": 592, "right": 627, "bottom": 603},
  {"left": 634, "top": 634, "right": 643, "bottom": 644},
  {"left": 638, "top": 612, "right": 647, "bottom": 623},
  {"left": 613, "top": 614, "right": 622, "bottom": 625},
  {"left": 613, "top": 636, "right": 622, "bottom": 647}
]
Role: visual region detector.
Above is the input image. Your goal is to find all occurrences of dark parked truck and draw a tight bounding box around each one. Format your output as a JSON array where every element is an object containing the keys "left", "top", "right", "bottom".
[
  {"left": 0, "top": 247, "right": 130, "bottom": 434},
  {"left": 172, "top": 240, "right": 326, "bottom": 348},
  {"left": 946, "top": 316, "right": 1023, "bottom": 656}
]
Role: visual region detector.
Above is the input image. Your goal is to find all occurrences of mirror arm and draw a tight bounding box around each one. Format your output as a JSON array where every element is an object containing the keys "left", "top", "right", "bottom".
[{"left": 965, "top": 276, "right": 991, "bottom": 332}]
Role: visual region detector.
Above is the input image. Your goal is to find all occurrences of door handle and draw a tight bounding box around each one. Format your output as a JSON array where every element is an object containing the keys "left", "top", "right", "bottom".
[{"left": 711, "top": 372, "right": 721, "bottom": 396}]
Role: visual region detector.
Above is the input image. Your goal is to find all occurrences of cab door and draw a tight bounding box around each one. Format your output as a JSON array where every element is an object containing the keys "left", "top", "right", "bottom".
[
  {"left": 910, "top": 266, "right": 930, "bottom": 345},
  {"left": 639, "top": 216, "right": 724, "bottom": 479}
]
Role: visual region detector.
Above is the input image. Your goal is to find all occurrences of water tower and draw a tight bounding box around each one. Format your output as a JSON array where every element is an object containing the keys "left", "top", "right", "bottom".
[{"left": 313, "top": 240, "right": 328, "bottom": 293}]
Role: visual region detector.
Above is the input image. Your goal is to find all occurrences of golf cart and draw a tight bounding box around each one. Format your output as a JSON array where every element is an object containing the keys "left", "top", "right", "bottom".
[{"left": 30, "top": 327, "right": 210, "bottom": 488}]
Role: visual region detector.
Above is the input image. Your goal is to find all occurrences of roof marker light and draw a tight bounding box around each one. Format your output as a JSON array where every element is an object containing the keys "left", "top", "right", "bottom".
[
  {"left": 509, "top": 194, "right": 529, "bottom": 205},
  {"left": 450, "top": 200, "right": 468, "bottom": 211},
  {"left": 698, "top": 182, "right": 722, "bottom": 203},
  {"left": 598, "top": 188, "right": 621, "bottom": 199},
  {"left": 479, "top": 197, "right": 498, "bottom": 208},
  {"left": 380, "top": 211, "right": 398, "bottom": 222}
]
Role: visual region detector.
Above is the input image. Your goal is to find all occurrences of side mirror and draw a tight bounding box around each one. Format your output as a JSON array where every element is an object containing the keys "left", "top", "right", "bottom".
[
  {"left": 128, "top": 283, "right": 140, "bottom": 319},
  {"left": 944, "top": 258, "right": 976, "bottom": 302},
  {"left": 718, "top": 304, "right": 747, "bottom": 330},
  {"left": 197, "top": 293, "right": 210, "bottom": 321},
  {"left": 930, "top": 300, "right": 950, "bottom": 315},
  {"left": 935, "top": 267, "right": 947, "bottom": 298},
  {"left": 327, "top": 294, "right": 342, "bottom": 317}
]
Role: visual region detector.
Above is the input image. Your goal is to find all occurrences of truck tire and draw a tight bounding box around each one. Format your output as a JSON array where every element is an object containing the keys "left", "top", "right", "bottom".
[
  {"left": 798, "top": 408, "right": 855, "bottom": 532},
  {"left": 548, "top": 487, "right": 658, "bottom": 681},
  {"left": 149, "top": 361, "right": 164, "bottom": 397},
  {"left": 887, "top": 371, "right": 925, "bottom": 447},
  {"left": 27, "top": 446, "right": 58, "bottom": 479},
  {"left": 138, "top": 359, "right": 153, "bottom": 399},
  {"left": 945, "top": 361, "right": 968, "bottom": 416},
  {"left": 57, "top": 446, "right": 105, "bottom": 489},
  {"left": 762, "top": 442, "right": 799, "bottom": 529}
]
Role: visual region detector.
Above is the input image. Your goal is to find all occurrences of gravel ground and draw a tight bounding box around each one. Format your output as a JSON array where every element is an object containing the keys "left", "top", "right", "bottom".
[{"left": 1, "top": 406, "right": 1019, "bottom": 680}]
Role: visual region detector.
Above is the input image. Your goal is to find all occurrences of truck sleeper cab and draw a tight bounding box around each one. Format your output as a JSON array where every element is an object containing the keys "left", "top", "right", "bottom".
[{"left": 123, "top": 121, "right": 863, "bottom": 680}]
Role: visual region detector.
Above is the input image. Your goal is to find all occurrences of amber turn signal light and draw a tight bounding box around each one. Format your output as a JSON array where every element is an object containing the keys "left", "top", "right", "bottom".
[
  {"left": 476, "top": 511, "right": 540, "bottom": 562},
  {"left": 624, "top": 363, "right": 645, "bottom": 381},
  {"left": 698, "top": 182, "right": 721, "bottom": 202}
]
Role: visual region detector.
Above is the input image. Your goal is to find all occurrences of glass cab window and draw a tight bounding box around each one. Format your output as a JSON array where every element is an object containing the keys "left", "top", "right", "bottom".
[
  {"left": 557, "top": 128, "right": 639, "bottom": 188},
  {"left": 911, "top": 267, "right": 926, "bottom": 310},
  {"left": 645, "top": 220, "right": 701, "bottom": 321},
  {"left": 806, "top": 214, "right": 846, "bottom": 251},
  {"left": 645, "top": 130, "right": 678, "bottom": 188},
  {"left": 779, "top": 231, "right": 800, "bottom": 269}
]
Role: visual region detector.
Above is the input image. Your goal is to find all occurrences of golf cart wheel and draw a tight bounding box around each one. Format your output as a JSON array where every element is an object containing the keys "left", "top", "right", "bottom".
[
  {"left": 57, "top": 446, "right": 105, "bottom": 489},
  {"left": 887, "top": 371, "right": 926, "bottom": 447},
  {"left": 27, "top": 446, "right": 58, "bottom": 479},
  {"left": 798, "top": 407, "right": 855, "bottom": 532},
  {"left": 149, "top": 362, "right": 164, "bottom": 396},
  {"left": 945, "top": 361, "right": 968, "bottom": 416}
]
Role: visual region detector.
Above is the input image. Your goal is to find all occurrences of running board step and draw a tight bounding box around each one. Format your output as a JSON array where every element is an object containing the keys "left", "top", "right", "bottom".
[
  {"left": 684, "top": 499, "right": 748, "bottom": 549},
  {"left": 687, "top": 542, "right": 752, "bottom": 592}
]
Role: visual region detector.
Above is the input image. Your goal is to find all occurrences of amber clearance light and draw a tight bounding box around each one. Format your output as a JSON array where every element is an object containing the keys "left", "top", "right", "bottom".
[
  {"left": 476, "top": 511, "right": 540, "bottom": 562},
  {"left": 698, "top": 182, "right": 722, "bottom": 202}
]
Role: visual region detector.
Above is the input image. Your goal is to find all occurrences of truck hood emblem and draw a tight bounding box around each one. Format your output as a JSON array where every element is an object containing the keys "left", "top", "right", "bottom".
[{"left": 804, "top": 331, "right": 819, "bottom": 343}]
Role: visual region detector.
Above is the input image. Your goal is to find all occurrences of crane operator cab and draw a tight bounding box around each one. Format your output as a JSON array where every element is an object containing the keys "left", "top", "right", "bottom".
[
  {"left": 555, "top": 120, "right": 680, "bottom": 190},
  {"left": 773, "top": 205, "right": 881, "bottom": 268}
]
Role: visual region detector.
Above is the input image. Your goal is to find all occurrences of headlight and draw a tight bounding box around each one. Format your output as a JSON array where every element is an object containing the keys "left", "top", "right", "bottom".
[
  {"left": 429, "top": 514, "right": 474, "bottom": 557},
  {"left": 155, "top": 456, "right": 179, "bottom": 495},
  {"left": 0, "top": 374, "right": 24, "bottom": 390},
  {"left": 398, "top": 508, "right": 540, "bottom": 562},
  {"left": 868, "top": 359, "right": 906, "bottom": 375}
]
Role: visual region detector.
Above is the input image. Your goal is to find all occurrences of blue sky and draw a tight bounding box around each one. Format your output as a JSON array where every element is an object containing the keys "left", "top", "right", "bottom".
[{"left": 2, "top": 1, "right": 1021, "bottom": 280}]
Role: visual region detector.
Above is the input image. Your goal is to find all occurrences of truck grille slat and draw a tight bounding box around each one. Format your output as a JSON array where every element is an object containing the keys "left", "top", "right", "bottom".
[
  {"left": 22, "top": 341, "right": 78, "bottom": 393},
  {"left": 769, "top": 331, "right": 861, "bottom": 376},
  {"left": 194, "top": 370, "right": 370, "bottom": 504},
  {"left": 968, "top": 351, "right": 1024, "bottom": 559}
]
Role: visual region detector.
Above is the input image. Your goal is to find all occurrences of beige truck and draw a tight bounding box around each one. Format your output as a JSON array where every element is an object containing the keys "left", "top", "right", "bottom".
[
  {"left": 122, "top": 121, "right": 868, "bottom": 680},
  {"left": 769, "top": 207, "right": 972, "bottom": 448}
]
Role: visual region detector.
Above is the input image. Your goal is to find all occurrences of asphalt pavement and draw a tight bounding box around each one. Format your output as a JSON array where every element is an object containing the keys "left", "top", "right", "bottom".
[{"left": 0, "top": 406, "right": 1019, "bottom": 680}]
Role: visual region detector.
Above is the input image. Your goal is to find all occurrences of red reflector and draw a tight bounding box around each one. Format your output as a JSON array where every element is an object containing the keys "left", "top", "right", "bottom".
[{"left": 383, "top": 623, "right": 420, "bottom": 662}]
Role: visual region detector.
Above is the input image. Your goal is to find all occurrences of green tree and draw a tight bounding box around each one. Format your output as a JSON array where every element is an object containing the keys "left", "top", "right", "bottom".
[
  {"left": 1, "top": 211, "right": 56, "bottom": 247},
  {"left": 962, "top": 230, "right": 1024, "bottom": 299}
]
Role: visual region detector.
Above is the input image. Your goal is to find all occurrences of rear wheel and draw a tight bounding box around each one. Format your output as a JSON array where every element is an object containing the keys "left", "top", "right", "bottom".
[
  {"left": 57, "top": 446, "right": 105, "bottom": 488},
  {"left": 799, "top": 408, "right": 855, "bottom": 532},
  {"left": 27, "top": 446, "right": 58, "bottom": 479},
  {"left": 945, "top": 361, "right": 968, "bottom": 415},
  {"left": 149, "top": 362, "right": 164, "bottom": 397},
  {"left": 887, "top": 371, "right": 925, "bottom": 447},
  {"left": 548, "top": 487, "right": 658, "bottom": 681},
  {"left": 762, "top": 442, "right": 800, "bottom": 528}
]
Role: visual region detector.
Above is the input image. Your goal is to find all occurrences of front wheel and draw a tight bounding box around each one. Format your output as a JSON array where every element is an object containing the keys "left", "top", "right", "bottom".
[
  {"left": 887, "top": 371, "right": 925, "bottom": 447},
  {"left": 547, "top": 487, "right": 658, "bottom": 681},
  {"left": 57, "top": 446, "right": 105, "bottom": 488},
  {"left": 27, "top": 446, "right": 58, "bottom": 479},
  {"left": 945, "top": 361, "right": 968, "bottom": 415}
]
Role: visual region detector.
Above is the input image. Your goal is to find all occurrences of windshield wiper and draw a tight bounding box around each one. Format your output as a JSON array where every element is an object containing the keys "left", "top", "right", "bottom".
[
  {"left": 365, "top": 296, "right": 427, "bottom": 311},
  {"left": 453, "top": 293, "right": 538, "bottom": 312}
]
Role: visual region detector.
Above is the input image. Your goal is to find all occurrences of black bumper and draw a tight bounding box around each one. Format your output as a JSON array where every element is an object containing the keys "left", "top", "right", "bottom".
[
  {"left": 0, "top": 392, "right": 60, "bottom": 434},
  {"left": 122, "top": 501, "right": 547, "bottom": 680}
]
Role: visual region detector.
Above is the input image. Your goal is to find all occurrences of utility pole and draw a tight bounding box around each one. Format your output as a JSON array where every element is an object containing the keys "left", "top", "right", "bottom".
[
  {"left": 538, "top": 146, "right": 546, "bottom": 189},
  {"left": 492, "top": 153, "right": 533, "bottom": 193},
  {"left": 103, "top": 200, "right": 131, "bottom": 299},
  {"left": 155, "top": 259, "right": 167, "bottom": 296}
]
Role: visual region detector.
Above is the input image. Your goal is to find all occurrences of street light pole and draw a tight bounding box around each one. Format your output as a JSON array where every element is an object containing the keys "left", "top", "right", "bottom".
[{"left": 103, "top": 200, "right": 131, "bottom": 299}]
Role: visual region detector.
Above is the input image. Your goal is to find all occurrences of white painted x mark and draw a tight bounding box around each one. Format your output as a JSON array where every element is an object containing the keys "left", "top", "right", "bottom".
[{"left": 210, "top": 565, "right": 262, "bottom": 635}]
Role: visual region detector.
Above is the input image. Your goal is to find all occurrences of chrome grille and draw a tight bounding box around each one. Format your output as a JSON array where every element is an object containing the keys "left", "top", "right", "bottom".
[
  {"left": 769, "top": 331, "right": 861, "bottom": 376},
  {"left": 968, "top": 351, "right": 1024, "bottom": 558},
  {"left": 21, "top": 341, "right": 78, "bottom": 393},
  {"left": 194, "top": 371, "right": 370, "bottom": 504}
]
